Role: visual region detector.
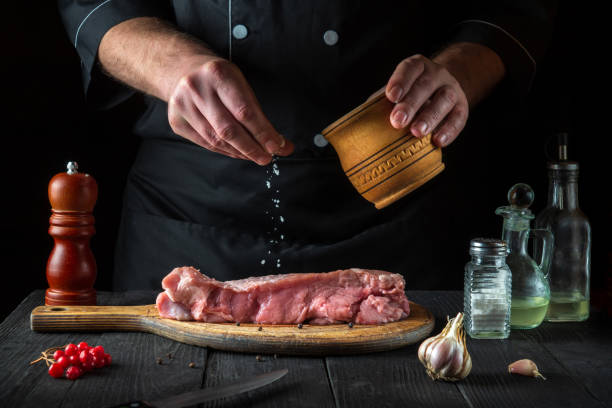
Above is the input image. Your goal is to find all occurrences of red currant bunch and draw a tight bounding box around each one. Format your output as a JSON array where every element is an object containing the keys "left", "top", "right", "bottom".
[{"left": 40, "top": 342, "right": 112, "bottom": 380}]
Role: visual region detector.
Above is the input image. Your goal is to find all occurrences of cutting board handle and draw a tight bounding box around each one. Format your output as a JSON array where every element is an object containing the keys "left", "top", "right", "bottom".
[{"left": 31, "top": 305, "right": 156, "bottom": 332}]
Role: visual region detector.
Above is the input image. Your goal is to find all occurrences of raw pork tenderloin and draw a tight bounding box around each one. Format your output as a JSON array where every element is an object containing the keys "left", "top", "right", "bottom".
[{"left": 156, "top": 266, "right": 411, "bottom": 325}]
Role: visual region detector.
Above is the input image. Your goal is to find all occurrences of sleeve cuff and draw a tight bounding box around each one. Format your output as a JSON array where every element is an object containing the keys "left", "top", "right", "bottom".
[
  {"left": 449, "top": 20, "right": 537, "bottom": 98},
  {"left": 59, "top": 0, "right": 172, "bottom": 108}
]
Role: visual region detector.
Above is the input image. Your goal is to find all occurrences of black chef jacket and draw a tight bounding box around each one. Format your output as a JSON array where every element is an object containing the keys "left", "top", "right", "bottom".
[{"left": 58, "top": 1, "right": 555, "bottom": 290}]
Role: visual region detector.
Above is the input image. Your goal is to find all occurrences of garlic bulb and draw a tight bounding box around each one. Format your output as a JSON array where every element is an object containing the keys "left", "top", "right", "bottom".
[
  {"left": 418, "top": 312, "right": 472, "bottom": 381},
  {"left": 508, "top": 359, "right": 546, "bottom": 379}
]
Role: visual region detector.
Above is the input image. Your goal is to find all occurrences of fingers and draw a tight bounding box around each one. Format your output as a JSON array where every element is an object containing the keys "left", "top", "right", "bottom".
[
  {"left": 168, "top": 59, "right": 293, "bottom": 165},
  {"left": 385, "top": 55, "right": 469, "bottom": 147},
  {"left": 210, "top": 63, "right": 289, "bottom": 156},
  {"left": 386, "top": 57, "right": 425, "bottom": 104},
  {"left": 168, "top": 100, "right": 247, "bottom": 159},
  {"left": 431, "top": 105, "right": 468, "bottom": 147},
  {"left": 390, "top": 62, "right": 443, "bottom": 130},
  {"left": 192, "top": 91, "right": 273, "bottom": 165},
  {"left": 410, "top": 85, "right": 458, "bottom": 138}
]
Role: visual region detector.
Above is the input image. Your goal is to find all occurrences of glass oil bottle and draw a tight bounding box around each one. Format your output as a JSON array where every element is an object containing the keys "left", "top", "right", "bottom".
[
  {"left": 496, "top": 184, "right": 552, "bottom": 329},
  {"left": 535, "top": 134, "right": 591, "bottom": 321}
]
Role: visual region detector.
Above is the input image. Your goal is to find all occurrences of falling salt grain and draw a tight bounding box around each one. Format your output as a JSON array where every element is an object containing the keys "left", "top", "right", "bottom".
[
  {"left": 265, "top": 181, "right": 271, "bottom": 189},
  {"left": 280, "top": 216, "right": 285, "bottom": 223},
  {"left": 260, "top": 259, "right": 266, "bottom": 265}
]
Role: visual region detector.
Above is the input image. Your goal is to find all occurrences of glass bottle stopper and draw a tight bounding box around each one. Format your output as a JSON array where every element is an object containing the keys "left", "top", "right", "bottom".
[
  {"left": 495, "top": 183, "right": 535, "bottom": 231},
  {"left": 508, "top": 183, "right": 534, "bottom": 209}
]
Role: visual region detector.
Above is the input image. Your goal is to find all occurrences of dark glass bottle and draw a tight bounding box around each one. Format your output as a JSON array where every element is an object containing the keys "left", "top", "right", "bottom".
[{"left": 535, "top": 161, "right": 591, "bottom": 321}]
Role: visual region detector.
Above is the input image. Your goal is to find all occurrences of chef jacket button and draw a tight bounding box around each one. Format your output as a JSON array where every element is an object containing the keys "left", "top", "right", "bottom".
[
  {"left": 323, "top": 30, "right": 339, "bottom": 46},
  {"left": 232, "top": 24, "right": 248, "bottom": 40},
  {"left": 313, "top": 133, "right": 329, "bottom": 147}
]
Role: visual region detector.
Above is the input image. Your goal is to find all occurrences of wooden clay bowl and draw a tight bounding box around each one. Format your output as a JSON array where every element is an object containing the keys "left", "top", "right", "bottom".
[{"left": 322, "top": 90, "right": 445, "bottom": 209}]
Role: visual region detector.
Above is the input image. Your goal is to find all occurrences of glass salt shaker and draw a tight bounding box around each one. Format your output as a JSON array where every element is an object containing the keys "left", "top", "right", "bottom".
[{"left": 464, "top": 238, "right": 512, "bottom": 339}]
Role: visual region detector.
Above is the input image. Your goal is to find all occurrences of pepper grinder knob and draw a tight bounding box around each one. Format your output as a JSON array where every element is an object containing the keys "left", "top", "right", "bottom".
[{"left": 45, "top": 161, "right": 98, "bottom": 305}]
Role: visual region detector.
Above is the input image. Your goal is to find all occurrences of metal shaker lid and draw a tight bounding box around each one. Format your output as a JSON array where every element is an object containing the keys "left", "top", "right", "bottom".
[{"left": 469, "top": 238, "right": 508, "bottom": 256}]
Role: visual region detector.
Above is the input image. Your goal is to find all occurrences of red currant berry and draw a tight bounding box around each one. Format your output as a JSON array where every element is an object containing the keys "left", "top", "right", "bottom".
[
  {"left": 55, "top": 356, "right": 69, "bottom": 369},
  {"left": 92, "top": 355, "right": 105, "bottom": 368},
  {"left": 79, "top": 350, "right": 91, "bottom": 362},
  {"left": 68, "top": 354, "right": 80, "bottom": 367},
  {"left": 103, "top": 353, "right": 112, "bottom": 366},
  {"left": 65, "top": 365, "right": 82, "bottom": 380},
  {"left": 82, "top": 360, "right": 95, "bottom": 372},
  {"left": 53, "top": 350, "right": 64, "bottom": 360},
  {"left": 48, "top": 363, "right": 64, "bottom": 379},
  {"left": 64, "top": 343, "right": 78, "bottom": 356},
  {"left": 77, "top": 342, "right": 89, "bottom": 351},
  {"left": 92, "top": 345, "right": 105, "bottom": 358}
]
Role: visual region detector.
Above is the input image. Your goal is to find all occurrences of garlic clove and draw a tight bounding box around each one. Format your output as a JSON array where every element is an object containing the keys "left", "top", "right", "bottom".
[
  {"left": 417, "top": 312, "right": 471, "bottom": 381},
  {"left": 418, "top": 336, "right": 435, "bottom": 365},
  {"left": 428, "top": 338, "right": 455, "bottom": 372},
  {"left": 508, "top": 359, "right": 546, "bottom": 380}
]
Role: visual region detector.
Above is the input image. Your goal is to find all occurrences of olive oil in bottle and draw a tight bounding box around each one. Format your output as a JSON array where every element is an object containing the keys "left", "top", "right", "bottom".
[
  {"left": 546, "top": 292, "right": 589, "bottom": 322},
  {"left": 510, "top": 296, "right": 550, "bottom": 329}
]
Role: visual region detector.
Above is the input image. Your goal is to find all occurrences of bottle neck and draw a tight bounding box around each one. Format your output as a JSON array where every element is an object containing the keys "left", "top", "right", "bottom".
[
  {"left": 548, "top": 170, "right": 579, "bottom": 210},
  {"left": 470, "top": 254, "right": 507, "bottom": 266},
  {"left": 501, "top": 223, "right": 529, "bottom": 255}
]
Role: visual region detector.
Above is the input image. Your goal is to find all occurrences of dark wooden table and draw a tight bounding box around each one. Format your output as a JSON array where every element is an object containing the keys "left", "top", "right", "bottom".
[{"left": 1, "top": 290, "right": 610, "bottom": 407}]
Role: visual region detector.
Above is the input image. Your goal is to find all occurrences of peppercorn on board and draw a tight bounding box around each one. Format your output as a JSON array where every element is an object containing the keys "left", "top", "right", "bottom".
[{"left": 30, "top": 302, "right": 434, "bottom": 356}]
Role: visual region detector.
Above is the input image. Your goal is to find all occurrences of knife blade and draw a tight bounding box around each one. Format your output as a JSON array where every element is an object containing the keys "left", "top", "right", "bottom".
[{"left": 109, "top": 368, "right": 288, "bottom": 408}]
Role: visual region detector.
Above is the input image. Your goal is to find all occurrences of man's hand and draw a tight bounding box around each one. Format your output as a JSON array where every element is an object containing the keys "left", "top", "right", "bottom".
[
  {"left": 167, "top": 57, "right": 293, "bottom": 165},
  {"left": 386, "top": 54, "right": 468, "bottom": 148},
  {"left": 384, "top": 43, "right": 505, "bottom": 148},
  {"left": 98, "top": 17, "right": 293, "bottom": 165}
]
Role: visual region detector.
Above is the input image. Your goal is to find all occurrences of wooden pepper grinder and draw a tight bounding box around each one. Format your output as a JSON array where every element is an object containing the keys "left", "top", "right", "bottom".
[{"left": 45, "top": 162, "right": 98, "bottom": 305}]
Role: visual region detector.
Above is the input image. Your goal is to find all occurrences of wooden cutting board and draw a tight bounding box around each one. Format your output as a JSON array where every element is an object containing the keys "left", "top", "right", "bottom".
[{"left": 30, "top": 301, "right": 434, "bottom": 356}]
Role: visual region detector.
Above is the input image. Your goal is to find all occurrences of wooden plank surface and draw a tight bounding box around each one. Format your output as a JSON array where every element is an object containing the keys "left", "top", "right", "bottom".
[
  {"left": 201, "top": 351, "right": 333, "bottom": 408},
  {"left": 30, "top": 301, "right": 434, "bottom": 356},
  {"left": 325, "top": 291, "right": 471, "bottom": 408},
  {"left": 1, "top": 291, "right": 208, "bottom": 408},
  {"left": 1, "top": 290, "right": 610, "bottom": 408},
  {"left": 524, "top": 315, "right": 612, "bottom": 407},
  {"left": 407, "top": 291, "right": 606, "bottom": 408}
]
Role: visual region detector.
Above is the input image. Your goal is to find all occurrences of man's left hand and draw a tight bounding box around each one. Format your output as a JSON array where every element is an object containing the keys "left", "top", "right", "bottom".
[{"left": 385, "top": 54, "right": 469, "bottom": 148}]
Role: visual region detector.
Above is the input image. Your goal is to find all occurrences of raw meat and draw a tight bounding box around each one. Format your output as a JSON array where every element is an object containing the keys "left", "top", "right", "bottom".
[{"left": 156, "top": 267, "right": 411, "bottom": 325}]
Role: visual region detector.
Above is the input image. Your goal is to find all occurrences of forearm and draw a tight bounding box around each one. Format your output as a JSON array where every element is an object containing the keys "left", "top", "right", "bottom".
[
  {"left": 432, "top": 42, "right": 506, "bottom": 107},
  {"left": 98, "top": 17, "right": 218, "bottom": 101}
]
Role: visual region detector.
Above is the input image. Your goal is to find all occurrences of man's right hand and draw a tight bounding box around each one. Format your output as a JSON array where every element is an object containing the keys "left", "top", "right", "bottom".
[
  {"left": 167, "top": 57, "right": 293, "bottom": 165},
  {"left": 98, "top": 17, "right": 292, "bottom": 165}
]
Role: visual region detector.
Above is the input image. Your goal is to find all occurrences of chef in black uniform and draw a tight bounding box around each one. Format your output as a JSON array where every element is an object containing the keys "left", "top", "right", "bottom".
[{"left": 58, "top": 1, "right": 554, "bottom": 290}]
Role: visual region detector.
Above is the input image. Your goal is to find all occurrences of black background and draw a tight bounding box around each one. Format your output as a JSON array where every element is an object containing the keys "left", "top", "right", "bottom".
[{"left": 1, "top": 3, "right": 609, "bottom": 320}]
